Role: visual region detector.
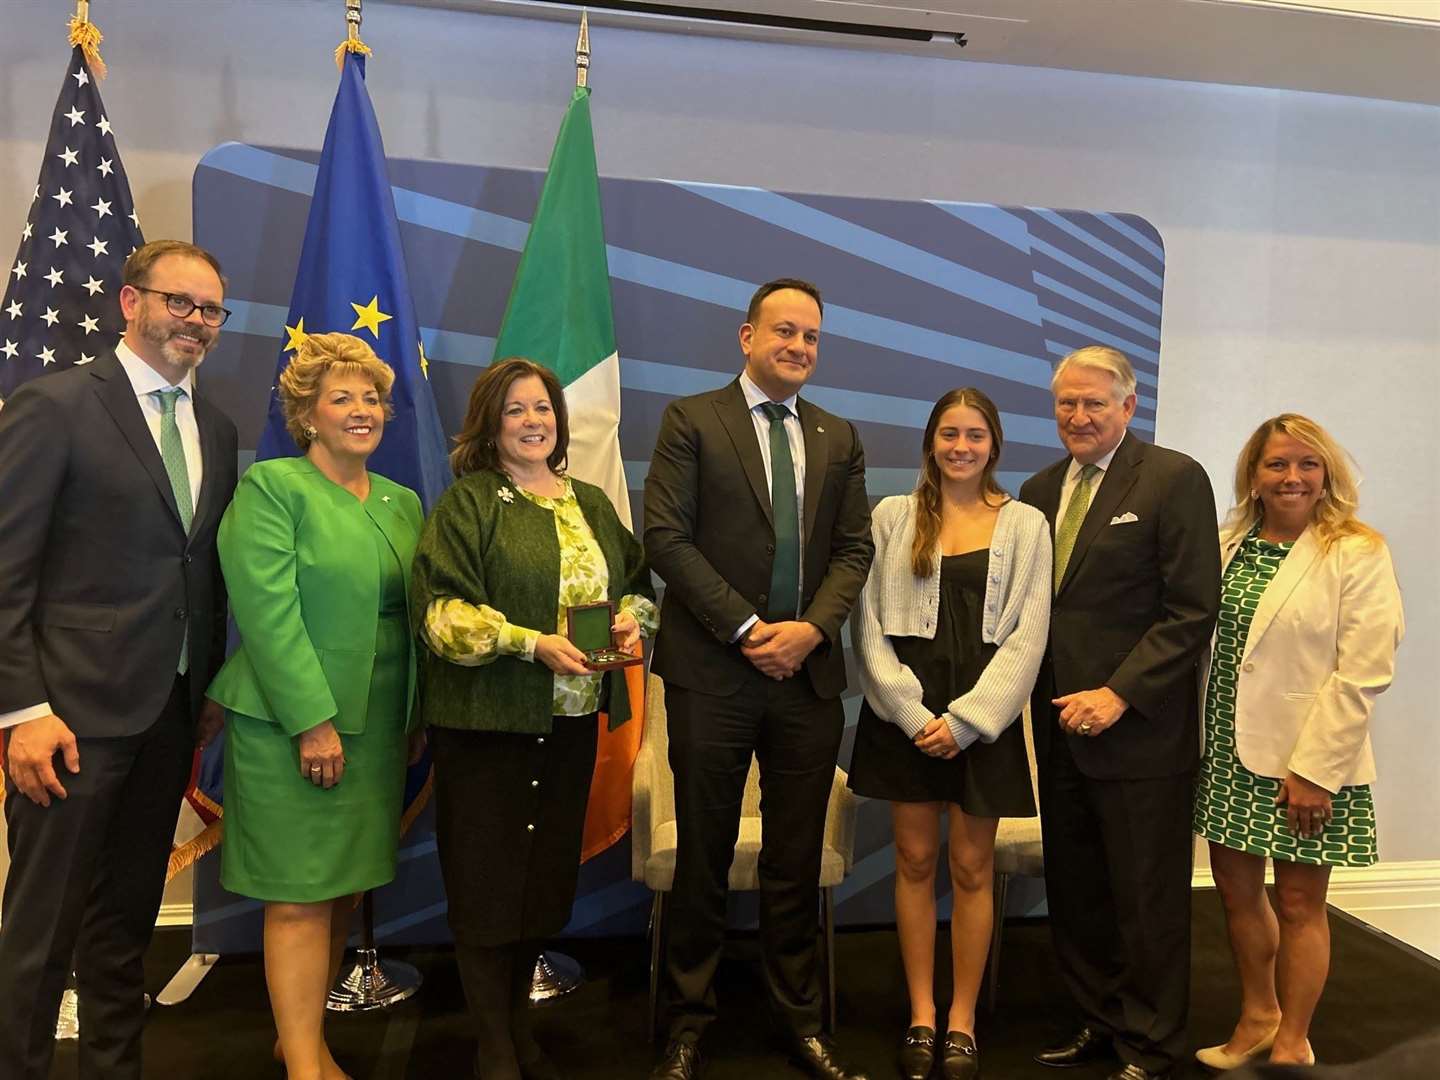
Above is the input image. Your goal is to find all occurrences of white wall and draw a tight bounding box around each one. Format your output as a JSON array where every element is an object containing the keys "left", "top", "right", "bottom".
[{"left": 2, "top": 1, "right": 1437, "bottom": 882}]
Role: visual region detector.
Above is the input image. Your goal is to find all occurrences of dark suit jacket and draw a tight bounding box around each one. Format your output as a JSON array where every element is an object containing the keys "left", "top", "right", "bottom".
[
  {"left": 1020, "top": 433, "right": 1219, "bottom": 780},
  {"left": 643, "top": 379, "right": 873, "bottom": 699},
  {"left": 0, "top": 352, "right": 237, "bottom": 736}
]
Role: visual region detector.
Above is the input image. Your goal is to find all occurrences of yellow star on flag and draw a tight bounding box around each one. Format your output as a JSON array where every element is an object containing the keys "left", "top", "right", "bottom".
[
  {"left": 418, "top": 340, "right": 432, "bottom": 380},
  {"left": 283, "top": 317, "right": 308, "bottom": 353},
  {"left": 350, "top": 295, "right": 393, "bottom": 339}
]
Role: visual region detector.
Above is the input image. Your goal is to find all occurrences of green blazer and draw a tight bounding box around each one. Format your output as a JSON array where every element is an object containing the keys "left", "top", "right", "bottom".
[{"left": 207, "top": 457, "right": 424, "bottom": 737}]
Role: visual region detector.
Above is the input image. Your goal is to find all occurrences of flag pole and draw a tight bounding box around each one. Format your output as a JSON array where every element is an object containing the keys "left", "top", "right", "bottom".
[
  {"left": 576, "top": 8, "right": 590, "bottom": 89},
  {"left": 529, "top": 8, "right": 598, "bottom": 1007},
  {"left": 309, "top": 0, "right": 421, "bottom": 1013}
]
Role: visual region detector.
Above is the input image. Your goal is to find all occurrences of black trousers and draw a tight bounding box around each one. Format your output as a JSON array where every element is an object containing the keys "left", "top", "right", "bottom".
[
  {"left": 1037, "top": 718, "right": 1195, "bottom": 1074},
  {"left": 0, "top": 677, "right": 193, "bottom": 1080},
  {"left": 662, "top": 672, "right": 845, "bottom": 1045}
]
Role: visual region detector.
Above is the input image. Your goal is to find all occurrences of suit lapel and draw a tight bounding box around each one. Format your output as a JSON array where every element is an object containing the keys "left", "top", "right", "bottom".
[
  {"left": 1057, "top": 434, "right": 1142, "bottom": 596},
  {"left": 714, "top": 380, "right": 773, "bottom": 526},
  {"left": 1240, "top": 527, "right": 1321, "bottom": 660},
  {"left": 797, "top": 399, "right": 827, "bottom": 537},
  {"left": 91, "top": 352, "right": 184, "bottom": 531}
]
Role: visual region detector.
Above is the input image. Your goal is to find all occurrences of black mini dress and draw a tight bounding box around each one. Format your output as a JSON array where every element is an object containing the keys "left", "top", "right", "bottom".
[{"left": 848, "top": 549, "right": 1035, "bottom": 816}]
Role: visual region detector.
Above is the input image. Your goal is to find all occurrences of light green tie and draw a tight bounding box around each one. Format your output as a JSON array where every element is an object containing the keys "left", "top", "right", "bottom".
[
  {"left": 154, "top": 388, "right": 192, "bottom": 675},
  {"left": 153, "top": 388, "right": 194, "bottom": 532},
  {"left": 1054, "top": 463, "right": 1100, "bottom": 593}
]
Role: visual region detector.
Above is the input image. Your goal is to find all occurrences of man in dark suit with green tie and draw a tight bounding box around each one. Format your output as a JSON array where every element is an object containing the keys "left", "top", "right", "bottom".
[
  {"left": 0, "top": 241, "right": 237, "bottom": 1080},
  {"left": 643, "top": 279, "right": 873, "bottom": 1080}
]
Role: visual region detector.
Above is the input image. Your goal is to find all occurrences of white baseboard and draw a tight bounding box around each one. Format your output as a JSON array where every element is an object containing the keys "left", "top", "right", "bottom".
[{"left": 157, "top": 901, "right": 196, "bottom": 929}]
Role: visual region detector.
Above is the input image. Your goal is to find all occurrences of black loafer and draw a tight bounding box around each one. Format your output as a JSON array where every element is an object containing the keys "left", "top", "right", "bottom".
[
  {"left": 1034, "top": 1026, "right": 1114, "bottom": 1068},
  {"left": 651, "top": 1040, "right": 703, "bottom": 1080},
  {"left": 942, "top": 1031, "right": 979, "bottom": 1080},
  {"left": 1106, "top": 1066, "right": 1170, "bottom": 1080},
  {"left": 789, "top": 1035, "right": 870, "bottom": 1080},
  {"left": 898, "top": 1026, "right": 936, "bottom": 1080}
]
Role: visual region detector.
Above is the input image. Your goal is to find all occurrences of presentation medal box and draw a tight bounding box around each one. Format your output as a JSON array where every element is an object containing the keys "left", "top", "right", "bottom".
[{"left": 566, "top": 601, "right": 641, "bottom": 671}]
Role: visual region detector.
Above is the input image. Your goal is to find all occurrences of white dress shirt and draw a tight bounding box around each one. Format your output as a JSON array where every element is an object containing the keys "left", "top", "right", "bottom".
[
  {"left": 1056, "top": 432, "right": 1125, "bottom": 527},
  {"left": 0, "top": 342, "right": 204, "bottom": 730},
  {"left": 732, "top": 370, "right": 807, "bottom": 640}
]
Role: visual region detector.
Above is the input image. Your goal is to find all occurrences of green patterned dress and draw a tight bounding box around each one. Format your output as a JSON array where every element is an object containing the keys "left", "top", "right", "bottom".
[{"left": 1194, "top": 529, "right": 1377, "bottom": 867}]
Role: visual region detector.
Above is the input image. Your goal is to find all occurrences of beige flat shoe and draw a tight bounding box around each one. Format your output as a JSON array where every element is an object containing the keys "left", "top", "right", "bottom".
[{"left": 1195, "top": 1023, "right": 1281, "bottom": 1071}]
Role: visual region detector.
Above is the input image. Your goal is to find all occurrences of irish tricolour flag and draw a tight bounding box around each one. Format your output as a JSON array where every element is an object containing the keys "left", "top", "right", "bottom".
[
  {"left": 493, "top": 84, "right": 640, "bottom": 857},
  {"left": 493, "top": 85, "right": 628, "bottom": 528}
]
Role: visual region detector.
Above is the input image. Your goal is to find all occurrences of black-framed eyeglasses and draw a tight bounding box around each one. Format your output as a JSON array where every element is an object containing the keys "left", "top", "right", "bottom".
[{"left": 132, "top": 286, "right": 232, "bottom": 328}]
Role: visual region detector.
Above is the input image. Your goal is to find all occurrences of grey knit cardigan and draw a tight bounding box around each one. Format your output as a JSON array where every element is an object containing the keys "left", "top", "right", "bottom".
[{"left": 851, "top": 494, "right": 1052, "bottom": 749}]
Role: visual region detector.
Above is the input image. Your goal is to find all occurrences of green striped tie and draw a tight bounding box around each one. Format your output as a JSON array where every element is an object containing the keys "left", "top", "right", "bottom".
[
  {"left": 1054, "top": 463, "right": 1099, "bottom": 593},
  {"left": 153, "top": 388, "right": 194, "bottom": 532},
  {"left": 760, "top": 401, "right": 800, "bottom": 621}
]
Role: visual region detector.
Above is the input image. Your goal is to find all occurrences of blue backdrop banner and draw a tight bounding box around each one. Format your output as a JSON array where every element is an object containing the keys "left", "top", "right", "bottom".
[{"left": 191, "top": 143, "right": 1164, "bottom": 953}]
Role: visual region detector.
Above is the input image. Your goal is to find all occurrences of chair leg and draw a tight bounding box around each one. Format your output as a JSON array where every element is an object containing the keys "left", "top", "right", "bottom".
[
  {"left": 648, "top": 891, "right": 667, "bottom": 1046},
  {"left": 985, "top": 872, "right": 1010, "bottom": 1013},
  {"left": 822, "top": 886, "right": 837, "bottom": 1034}
]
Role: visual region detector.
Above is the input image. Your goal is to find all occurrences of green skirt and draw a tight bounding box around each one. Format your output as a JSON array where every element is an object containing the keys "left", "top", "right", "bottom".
[{"left": 221, "top": 613, "right": 410, "bottom": 902}]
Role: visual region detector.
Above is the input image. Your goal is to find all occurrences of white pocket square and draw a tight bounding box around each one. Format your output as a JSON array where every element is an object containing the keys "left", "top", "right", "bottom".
[{"left": 1109, "top": 512, "right": 1139, "bottom": 525}]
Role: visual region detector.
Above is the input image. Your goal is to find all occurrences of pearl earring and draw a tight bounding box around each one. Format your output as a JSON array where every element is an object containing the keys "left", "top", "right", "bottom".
[{"left": 303, "top": 424, "right": 318, "bottom": 440}]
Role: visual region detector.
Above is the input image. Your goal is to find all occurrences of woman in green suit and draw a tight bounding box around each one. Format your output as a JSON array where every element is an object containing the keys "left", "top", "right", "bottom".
[
  {"left": 207, "top": 332, "right": 424, "bottom": 1080},
  {"left": 411, "top": 358, "right": 657, "bottom": 1080}
]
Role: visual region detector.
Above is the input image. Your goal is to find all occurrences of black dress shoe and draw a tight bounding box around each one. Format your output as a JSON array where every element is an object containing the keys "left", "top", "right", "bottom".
[
  {"left": 1034, "top": 1026, "right": 1114, "bottom": 1068},
  {"left": 651, "top": 1040, "right": 703, "bottom": 1080},
  {"left": 789, "top": 1035, "right": 870, "bottom": 1080},
  {"left": 898, "top": 1026, "right": 936, "bottom": 1080},
  {"left": 941, "top": 1031, "right": 979, "bottom": 1080},
  {"left": 1106, "top": 1066, "right": 1170, "bottom": 1080}
]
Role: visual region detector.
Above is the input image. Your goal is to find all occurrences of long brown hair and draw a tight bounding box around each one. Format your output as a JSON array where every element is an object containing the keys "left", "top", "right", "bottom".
[
  {"left": 1223, "top": 413, "right": 1379, "bottom": 551},
  {"left": 449, "top": 358, "right": 570, "bottom": 478},
  {"left": 911, "top": 388, "right": 1007, "bottom": 578}
]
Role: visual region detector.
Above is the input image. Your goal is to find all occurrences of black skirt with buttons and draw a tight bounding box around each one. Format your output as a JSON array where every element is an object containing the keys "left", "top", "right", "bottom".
[
  {"left": 848, "top": 550, "right": 1035, "bottom": 816},
  {"left": 430, "top": 715, "right": 600, "bottom": 946}
]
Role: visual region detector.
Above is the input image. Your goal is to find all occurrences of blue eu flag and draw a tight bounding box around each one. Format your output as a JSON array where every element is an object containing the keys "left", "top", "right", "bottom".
[{"left": 255, "top": 53, "right": 450, "bottom": 510}]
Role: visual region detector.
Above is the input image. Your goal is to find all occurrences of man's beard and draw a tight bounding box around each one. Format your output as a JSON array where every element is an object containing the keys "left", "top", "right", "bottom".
[{"left": 136, "top": 309, "right": 214, "bottom": 371}]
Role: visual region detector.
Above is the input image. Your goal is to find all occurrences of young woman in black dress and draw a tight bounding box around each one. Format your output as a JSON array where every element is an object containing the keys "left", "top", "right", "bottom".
[{"left": 849, "top": 389, "right": 1051, "bottom": 1080}]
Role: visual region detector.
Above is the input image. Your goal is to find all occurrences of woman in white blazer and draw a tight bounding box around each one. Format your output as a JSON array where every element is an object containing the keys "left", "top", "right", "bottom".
[
  {"left": 1194, "top": 414, "right": 1404, "bottom": 1071},
  {"left": 849, "top": 388, "right": 1051, "bottom": 1080}
]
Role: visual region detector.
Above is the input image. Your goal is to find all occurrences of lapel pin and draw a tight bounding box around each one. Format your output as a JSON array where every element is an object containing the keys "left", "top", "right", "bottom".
[
  {"left": 816, "top": 425, "right": 825, "bottom": 433},
  {"left": 381, "top": 495, "right": 391, "bottom": 503}
]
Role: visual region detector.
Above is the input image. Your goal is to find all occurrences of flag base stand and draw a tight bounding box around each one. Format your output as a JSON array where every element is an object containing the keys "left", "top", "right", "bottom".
[
  {"left": 55, "top": 984, "right": 150, "bottom": 1040},
  {"left": 55, "top": 988, "right": 79, "bottom": 1041},
  {"left": 326, "top": 891, "right": 421, "bottom": 1013},
  {"left": 156, "top": 953, "right": 220, "bottom": 1006},
  {"left": 529, "top": 951, "right": 585, "bottom": 1003}
]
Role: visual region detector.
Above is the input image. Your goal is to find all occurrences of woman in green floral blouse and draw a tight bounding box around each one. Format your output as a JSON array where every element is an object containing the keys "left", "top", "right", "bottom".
[{"left": 410, "top": 358, "right": 657, "bottom": 1080}]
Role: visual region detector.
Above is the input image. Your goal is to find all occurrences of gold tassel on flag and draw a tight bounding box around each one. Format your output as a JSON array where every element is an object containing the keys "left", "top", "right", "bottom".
[
  {"left": 334, "top": 0, "right": 374, "bottom": 71},
  {"left": 68, "top": 0, "right": 107, "bottom": 80}
]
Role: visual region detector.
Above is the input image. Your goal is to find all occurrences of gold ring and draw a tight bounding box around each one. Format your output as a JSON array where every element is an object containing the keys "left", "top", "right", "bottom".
[{"left": 1079, "top": 722, "right": 1093, "bottom": 734}]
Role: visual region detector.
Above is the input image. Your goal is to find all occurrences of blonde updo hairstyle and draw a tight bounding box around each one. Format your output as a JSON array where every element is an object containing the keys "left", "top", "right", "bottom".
[
  {"left": 278, "top": 332, "right": 396, "bottom": 451},
  {"left": 1224, "top": 412, "right": 1379, "bottom": 551}
]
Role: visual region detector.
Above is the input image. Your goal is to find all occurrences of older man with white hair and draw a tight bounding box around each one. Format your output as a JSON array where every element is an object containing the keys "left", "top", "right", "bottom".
[{"left": 1021, "top": 345, "right": 1220, "bottom": 1080}]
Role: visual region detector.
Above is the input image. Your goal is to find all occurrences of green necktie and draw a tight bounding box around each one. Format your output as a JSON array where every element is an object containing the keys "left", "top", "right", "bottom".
[
  {"left": 1054, "top": 463, "right": 1100, "bottom": 593},
  {"left": 760, "top": 401, "right": 800, "bottom": 621},
  {"left": 153, "top": 388, "right": 194, "bottom": 531}
]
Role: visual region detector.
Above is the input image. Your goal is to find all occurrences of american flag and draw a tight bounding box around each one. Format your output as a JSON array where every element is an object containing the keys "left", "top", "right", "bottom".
[{"left": 0, "top": 48, "right": 143, "bottom": 400}]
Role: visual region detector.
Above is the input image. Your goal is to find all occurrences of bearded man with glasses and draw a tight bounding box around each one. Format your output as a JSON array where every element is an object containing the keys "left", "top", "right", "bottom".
[{"left": 0, "top": 240, "right": 238, "bottom": 1080}]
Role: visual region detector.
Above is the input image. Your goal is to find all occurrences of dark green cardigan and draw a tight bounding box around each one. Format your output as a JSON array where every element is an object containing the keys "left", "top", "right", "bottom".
[{"left": 410, "top": 469, "right": 654, "bottom": 734}]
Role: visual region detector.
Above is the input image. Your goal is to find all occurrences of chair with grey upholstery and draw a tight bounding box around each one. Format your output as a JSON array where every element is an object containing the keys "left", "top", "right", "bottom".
[
  {"left": 985, "top": 702, "right": 1044, "bottom": 1009},
  {"left": 631, "top": 672, "right": 858, "bottom": 1042}
]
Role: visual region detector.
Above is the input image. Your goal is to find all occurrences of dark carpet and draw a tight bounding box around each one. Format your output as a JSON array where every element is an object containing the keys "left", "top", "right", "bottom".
[{"left": 49, "top": 890, "right": 1440, "bottom": 1079}]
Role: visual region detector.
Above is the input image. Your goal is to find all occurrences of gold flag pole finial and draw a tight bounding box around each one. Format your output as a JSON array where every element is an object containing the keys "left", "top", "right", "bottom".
[
  {"left": 335, "top": 0, "right": 374, "bottom": 72},
  {"left": 68, "top": 0, "right": 107, "bottom": 80},
  {"left": 575, "top": 9, "right": 591, "bottom": 89}
]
